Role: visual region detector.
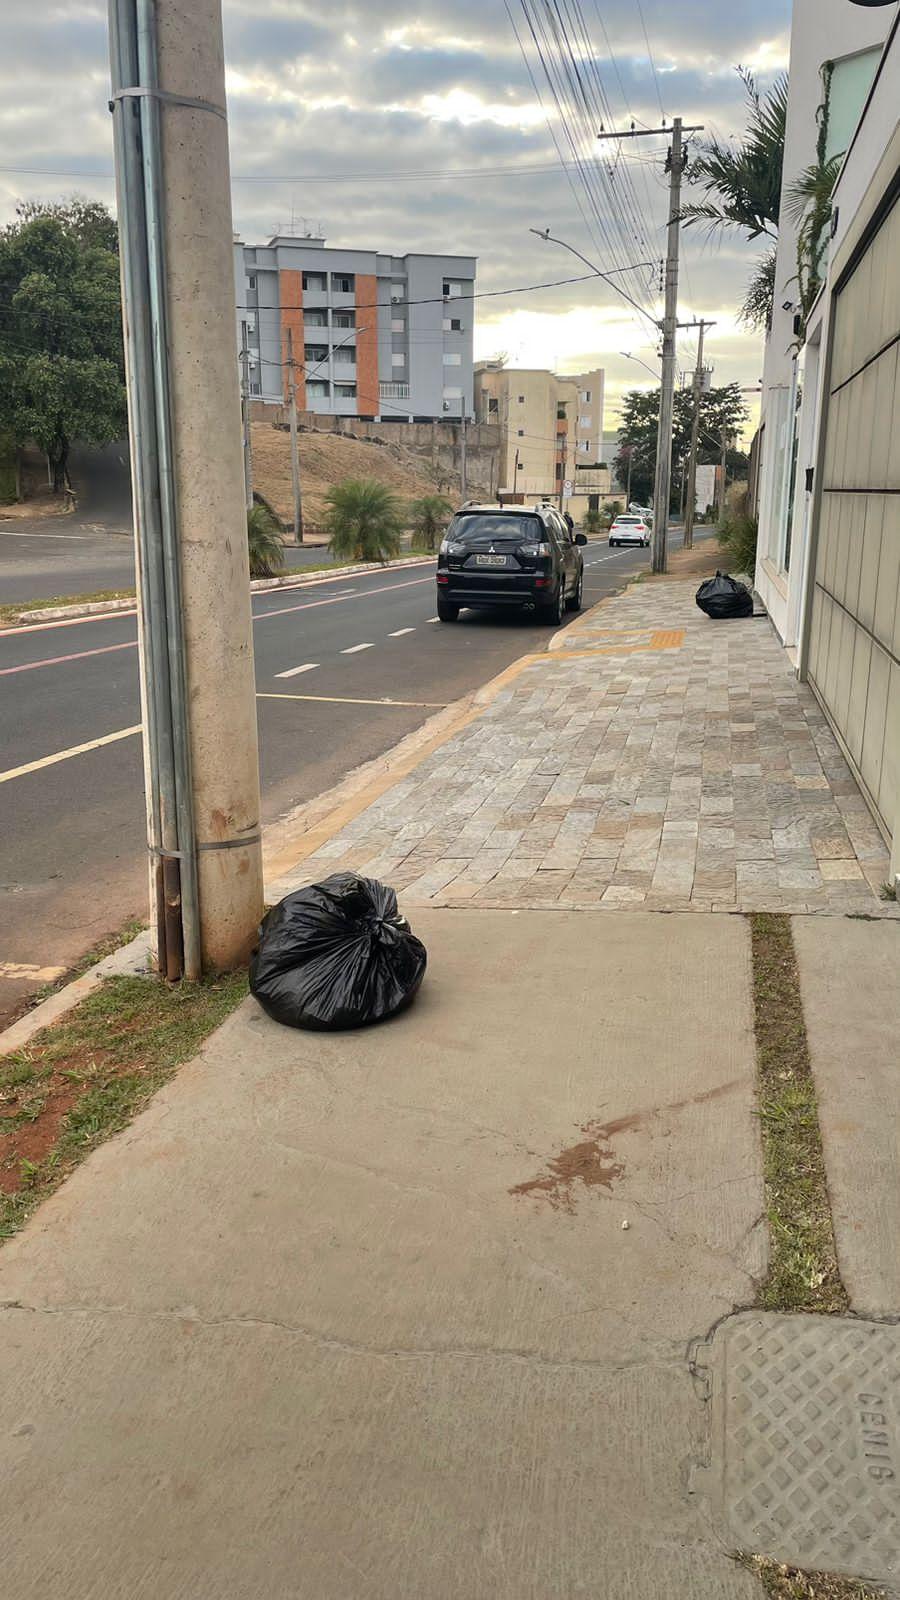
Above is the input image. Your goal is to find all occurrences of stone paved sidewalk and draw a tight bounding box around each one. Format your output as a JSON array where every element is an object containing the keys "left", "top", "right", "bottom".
[{"left": 280, "top": 578, "right": 896, "bottom": 915}]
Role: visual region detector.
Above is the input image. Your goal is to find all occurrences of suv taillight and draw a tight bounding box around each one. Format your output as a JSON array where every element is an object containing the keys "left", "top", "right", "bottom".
[{"left": 519, "top": 542, "right": 552, "bottom": 557}]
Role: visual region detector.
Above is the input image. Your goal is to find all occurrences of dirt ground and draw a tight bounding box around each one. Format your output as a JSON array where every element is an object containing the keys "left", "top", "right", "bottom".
[{"left": 250, "top": 422, "right": 482, "bottom": 532}]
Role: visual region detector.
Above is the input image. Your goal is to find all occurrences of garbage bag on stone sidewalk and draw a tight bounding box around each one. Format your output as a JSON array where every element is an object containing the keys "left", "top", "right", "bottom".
[
  {"left": 695, "top": 570, "right": 754, "bottom": 619},
  {"left": 250, "top": 873, "right": 427, "bottom": 1031}
]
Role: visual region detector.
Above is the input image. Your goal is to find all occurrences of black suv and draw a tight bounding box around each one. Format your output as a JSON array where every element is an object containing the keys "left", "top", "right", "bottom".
[{"left": 436, "top": 503, "right": 587, "bottom": 625}]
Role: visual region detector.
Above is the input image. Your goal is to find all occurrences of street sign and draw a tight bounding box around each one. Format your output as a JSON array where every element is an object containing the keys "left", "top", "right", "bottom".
[{"left": 563, "top": 479, "right": 573, "bottom": 499}]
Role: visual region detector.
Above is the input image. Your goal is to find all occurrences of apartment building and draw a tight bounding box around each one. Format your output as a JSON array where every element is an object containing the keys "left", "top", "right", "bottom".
[
  {"left": 234, "top": 234, "right": 476, "bottom": 422},
  {"left": 474, "top": 363, "right": 605, "bottom": 500}
]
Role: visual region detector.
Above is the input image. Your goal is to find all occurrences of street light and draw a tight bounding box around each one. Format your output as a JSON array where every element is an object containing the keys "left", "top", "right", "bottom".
[
  {"left": 620, "top": 351, "right": 661, "bottom": 381},
  {"left": 529, "top": 228, "right": 660, "bottom": 330}
]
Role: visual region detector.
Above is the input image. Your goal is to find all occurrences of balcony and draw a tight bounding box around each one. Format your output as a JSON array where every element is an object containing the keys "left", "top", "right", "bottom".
[{"left": 379, "top": 381, "right": 410, "bottom": 400}]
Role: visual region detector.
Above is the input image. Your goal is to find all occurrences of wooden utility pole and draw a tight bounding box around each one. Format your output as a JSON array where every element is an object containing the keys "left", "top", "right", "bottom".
[
  {"left": 286, "top": 326, "right": 304, "bottom": 543},
  {"left": 683, "top": 319, "right": 715, "bottom": 549}
]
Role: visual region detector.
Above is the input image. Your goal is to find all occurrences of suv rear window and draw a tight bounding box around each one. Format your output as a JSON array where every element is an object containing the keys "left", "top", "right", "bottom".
[
  {"left": 449, "top": 513, "right": 543, "bottom": 544},
  {"left": 615, "top": 515, "right": 642, "bottom": 523}
]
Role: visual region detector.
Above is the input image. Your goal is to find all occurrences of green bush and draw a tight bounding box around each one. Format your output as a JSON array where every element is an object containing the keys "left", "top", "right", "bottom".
[
  {"left": 0, "top": 432, "right": 16, "bottom": 505},
  {"left": 247, "top": 501, "right": 285, "bottom": 577},
  {"left": 407, "top": 492, "right": 452, "bottom": 552},
  {"left": 324, "top": 478, "right": 404, "bottom": 564},
  {"left": 717, "top": 483, "right": 757, "bottom": 579},
  {"left": 582, "top": 507, "right": 603, "bottom": 536}
]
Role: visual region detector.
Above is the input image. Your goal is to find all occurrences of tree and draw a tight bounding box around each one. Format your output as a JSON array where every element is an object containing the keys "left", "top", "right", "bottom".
[
  {"left": 614, "top": 385, "right": 749, "bottom": 510},
  {"left": 682, "top": 70, "right": 788, "bottom": 329},
  {"left": 247, "top": 501, "right": 285, "bottom": 578},
  {"left": 0, "top": 199, "right": 126, "bottom": 491},
  {"left": 407, "top": 492, "right": 452, "bottom": 552},
  {"left": 324, "top": 478, "right": 404, "bottom": 564}
]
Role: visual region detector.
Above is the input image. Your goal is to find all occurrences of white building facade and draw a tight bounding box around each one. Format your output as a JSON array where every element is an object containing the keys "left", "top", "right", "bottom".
[{"left": 754, "top": 0, "right": 891, "bottom": 648}]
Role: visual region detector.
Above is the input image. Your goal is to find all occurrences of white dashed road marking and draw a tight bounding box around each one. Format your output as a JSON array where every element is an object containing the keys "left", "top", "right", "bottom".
[
  {"left": 341, "top": 642, "right": 375, "bottom": 654},
  {"left": 388, "top": 627, "right": 416, "bottom": 637},
  {"left": 275, "top": 662, "right": 319, "bottom": 679}
]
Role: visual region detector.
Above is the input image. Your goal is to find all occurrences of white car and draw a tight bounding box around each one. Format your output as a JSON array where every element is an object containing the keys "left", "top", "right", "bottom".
[{"left": 609, "top": 514, "right": 651, "bottom": 548}]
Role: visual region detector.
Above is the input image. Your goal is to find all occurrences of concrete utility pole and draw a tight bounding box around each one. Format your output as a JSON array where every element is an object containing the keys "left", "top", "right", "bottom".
[
  {"left": 240, "top": 342, "right": 253, "bottom": 512},
  {"left": 596, "top": 120, "right": 702, "bottom": 572},
  {"left": 683, "top": 318, "right": 715, "bottom": 550},
  {"left": 651, "top": 117, "right": 684, "bottom": 573},
  {"left": 109, "top": 0, "right": 264, "bottom": 978},
  {"left": 459, "top": 398, "right": 468, "bottom": 500},
  {"left": 718, "top": 426, "right": 730, "bottom": 527},
  {"left": 286, "top": 327, "right": 304, "bottom": 543}
]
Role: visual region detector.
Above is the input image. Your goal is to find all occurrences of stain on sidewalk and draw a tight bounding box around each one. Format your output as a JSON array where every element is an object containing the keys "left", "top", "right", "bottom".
[{"left": 510, "top": 1117, "right": 627, "bottom": 1212}]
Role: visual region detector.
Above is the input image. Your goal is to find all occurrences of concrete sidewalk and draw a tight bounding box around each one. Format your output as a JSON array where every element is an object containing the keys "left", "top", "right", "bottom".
[
  {"left": 1, "top": 566, "right": 898, "bottom": 1598},
  {"left": 0, "top": 910, "right": 764, "bottom": 1600}
]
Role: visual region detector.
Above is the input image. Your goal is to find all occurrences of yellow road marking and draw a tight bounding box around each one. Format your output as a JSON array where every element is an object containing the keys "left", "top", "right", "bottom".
[
  {"left": 0, "top": 961, "right": 67, "bottom": 982},
  {"left": 0, "top": 724, "right": 142, "bottom": 786},
  {"left": 258, "top": 692, "right": 449, "bottom": 709}
]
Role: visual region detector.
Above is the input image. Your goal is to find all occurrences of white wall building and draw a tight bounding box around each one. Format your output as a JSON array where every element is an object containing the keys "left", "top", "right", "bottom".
[
  {"left": 778, "top": 4, "right": 900, "bottom": 883},
  {"left": 754, "top": 0, "right": 891, "bottom": 647}
]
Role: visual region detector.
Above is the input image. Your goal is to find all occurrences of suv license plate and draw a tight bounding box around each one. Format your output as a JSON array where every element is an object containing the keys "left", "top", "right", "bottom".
[{"left": 475, "top": 553, "right": 507, "bottom": 567}]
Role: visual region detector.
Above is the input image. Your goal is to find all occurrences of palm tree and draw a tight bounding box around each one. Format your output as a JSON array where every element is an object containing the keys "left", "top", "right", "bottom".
[
  {"left": 682, "top": 69, "right": 788, "bottom": 328},
  {"left": 247, "top": 501, "right": 284, "bottom": 577},
  {"left": 785, "top": 154, "right": 843, "bottom": 329},
  {"left": 407, "top": 493, "right": 452, "bottom": 552},
  {"left": 324, "top": 478, "right": 404, "bottom": 564}
]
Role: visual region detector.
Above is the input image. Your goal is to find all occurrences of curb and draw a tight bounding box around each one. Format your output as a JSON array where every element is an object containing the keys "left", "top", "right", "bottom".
[
  {"left": 10, "top": 556, "right": 435, "bottom": 626},
  {"left": 0, "top": 931, "right": 153, "bottom": 1058}
]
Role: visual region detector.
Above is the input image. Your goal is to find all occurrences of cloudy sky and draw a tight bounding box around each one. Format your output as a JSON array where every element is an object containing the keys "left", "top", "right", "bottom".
[{"left": 3, "top": 1, "right": 792, "bottom": 428}]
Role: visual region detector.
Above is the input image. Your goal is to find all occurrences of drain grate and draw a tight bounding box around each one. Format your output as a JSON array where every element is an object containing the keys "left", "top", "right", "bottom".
[{"left": 691, "top": 1312, "right": 900, "bottom": 1585}]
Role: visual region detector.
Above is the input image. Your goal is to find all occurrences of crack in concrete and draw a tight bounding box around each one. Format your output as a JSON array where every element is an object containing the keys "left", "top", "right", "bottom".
[{"left": 0, "top": 1298, "right": 685, "bottom": 1374}]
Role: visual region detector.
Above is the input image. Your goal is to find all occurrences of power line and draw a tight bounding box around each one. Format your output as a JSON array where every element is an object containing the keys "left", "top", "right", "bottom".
[{"left": 634, "top": 0, "right": 667, "bottom": 121}]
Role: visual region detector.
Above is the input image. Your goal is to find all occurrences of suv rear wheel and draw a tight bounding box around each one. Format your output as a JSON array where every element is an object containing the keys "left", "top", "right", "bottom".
[
  {"left": 540, "top": 581, "right": 566, "bottom": 626},
  {"left": 437, "top": 599, "right": 459, "bottom": 622},
  {"left": 566, "top": 570, "right": 583, "bottom": 612}
]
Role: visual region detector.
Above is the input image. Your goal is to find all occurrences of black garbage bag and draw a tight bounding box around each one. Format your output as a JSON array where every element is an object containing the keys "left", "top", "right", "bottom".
[
  {"left": 695, "top": 570, "right": 754, "bottom": 619},
  {"left": 250, "top": 873, "right": 427, "bottom": 1031}
]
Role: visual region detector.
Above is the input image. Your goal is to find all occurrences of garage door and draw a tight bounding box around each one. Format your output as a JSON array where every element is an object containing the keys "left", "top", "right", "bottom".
[{"left": 806, "top": 179, "right": 900, "bottom": 850}]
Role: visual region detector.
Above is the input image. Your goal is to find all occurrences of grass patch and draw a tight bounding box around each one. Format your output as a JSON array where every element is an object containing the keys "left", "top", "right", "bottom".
[
  {"left": 0, "top": 589, "right": 136, "bottom": 625},
  {"left": 737, "top": 1554, "right": 886, "bottom": 1598},
  {"left": 750, "top": 913, "right": 848, "bottom": 1314},
  {"left": 0, "top": 969, "right": 247, "bottom": 1242},
  {"left": 27, "top": 916, "right": 146, "bottom": 1011}
]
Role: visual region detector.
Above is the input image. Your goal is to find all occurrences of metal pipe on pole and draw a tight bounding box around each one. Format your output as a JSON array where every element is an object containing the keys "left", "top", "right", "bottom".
[
  {"left": 286, "top": 327, "right": 304, "bottom": 542},
  {"left": 240, "top": 342, "right": 253, "bottom": 512},
  {"left": 108, "top": 0, "right": 264, "bottom": 977}
]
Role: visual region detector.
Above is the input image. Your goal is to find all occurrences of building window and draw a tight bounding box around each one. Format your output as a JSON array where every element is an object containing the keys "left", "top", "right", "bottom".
[
  {"left": 250, "top": 381, "right": 260, "bottom": 395},
  {"left": 488, "top": 397, "right": 499, "bottom": 414},
  {"left": 555, "top": 461, "right": 563, "bottom": 479},
  {"left": 334, "top": 383, "right": 357, "bottom": 399},
  {"left": 307, "top": 380, "right": 329, "bottom": 398},
  {"left": 517, "top": 395, "right": 525, "bottom": 404},
  {"left": 443, "top": 386, "right": 462, "bottom": 400},
  {"left": 556, "top": 405, "right": 567, "bottom": 420},
  {"left": 391, "top": 317, "right": 405, "bottom": 333},
  {"left": 443, "top": 352, "right": 461, "bottom": 366},
  {"left": 304, "top": 309, "right": 328, "bottom": 328},
  {"left": 248, "top": 275, "right": 256, "bottom": 290},
  {"left": 391, "top": 353, "right": 405, "bottom": 368},
  {"left": 580, "top": 389, "right": 591, "bottom": 402},
  {"left": 517, "top": 428, "right": 525, "bottom": 437},
  {"left": 333, "top": 310, "right": 355, "bottom": 329},
  {"left": 442, "top": 280, "right": 463, "bottom": 298},
  {"left": 332, "top": 273, "right": 355, "bottom": 294},
  {"left": 578, "top": 415, "right": 592, "bottom": 429},
  {"left": 581, "top": 440, "right": 590, "bottom": 453},
  {"left": 442, "top": 317, "right": 462, "bottom": 332},
  {"left": 302, "top": 271, "right": 327, "bottom": 292},
  {"left": 390, "top": 284, "right": 405, "bottom": 303},
  {"left": 305, "top": 345, "right": 328, "bottom": 365},
  {"left": 333, "top": 346, "right": 355, "bottom": 365}
]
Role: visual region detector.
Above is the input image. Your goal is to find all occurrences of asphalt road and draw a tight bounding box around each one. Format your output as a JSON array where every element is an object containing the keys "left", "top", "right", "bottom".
[
  {"left": 0, "top": 533, "right": 692, "bottom": 1025},
  {"left": 0, "top": 520, "right": 341, "bottom": 606}
]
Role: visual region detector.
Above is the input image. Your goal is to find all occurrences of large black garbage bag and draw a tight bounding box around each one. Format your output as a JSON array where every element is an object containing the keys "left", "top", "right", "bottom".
[
  {"left": 695, "top": 570, "right": 754, "bottom": 619},
  {"left": 250, "top": 873, "right": 427, "bottom": 1031}
]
